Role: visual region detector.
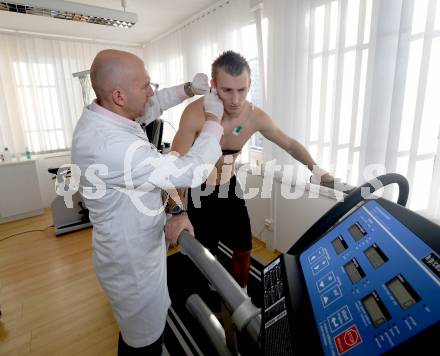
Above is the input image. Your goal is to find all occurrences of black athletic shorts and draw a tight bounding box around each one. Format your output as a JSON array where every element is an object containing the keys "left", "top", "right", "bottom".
[{"left": 187, "top": 175, "right": 252, "bottom": 253}]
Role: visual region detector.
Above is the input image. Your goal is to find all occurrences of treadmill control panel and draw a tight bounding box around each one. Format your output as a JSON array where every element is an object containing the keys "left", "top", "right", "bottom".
[{"left": 300, "top": 200, "right": 440, "bottom": 355}]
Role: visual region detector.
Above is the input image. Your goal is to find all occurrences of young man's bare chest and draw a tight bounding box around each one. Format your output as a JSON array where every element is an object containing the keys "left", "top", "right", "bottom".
[
  {"left": 203, "top": 102, "right": 259, "bottom": 185},
  {"left": 219, "top": 102, "right": 257, "bottom": 150}
]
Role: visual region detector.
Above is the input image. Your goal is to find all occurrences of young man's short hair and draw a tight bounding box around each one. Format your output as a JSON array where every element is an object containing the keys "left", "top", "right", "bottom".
[{"left": 211, "top": 51, "right": 251, "bottom": 80}]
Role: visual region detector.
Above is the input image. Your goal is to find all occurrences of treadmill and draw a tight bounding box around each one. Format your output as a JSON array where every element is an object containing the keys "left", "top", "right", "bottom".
[{"left": 166, "top": 173, "right": 440, "bottom": 355}]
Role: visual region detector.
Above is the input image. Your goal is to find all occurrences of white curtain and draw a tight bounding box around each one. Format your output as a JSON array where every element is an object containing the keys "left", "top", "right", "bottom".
[
  {"left": 0, "top": 34, "right": 143, "bottom": 156},
  {"left": 262, "top": 0, "right": 307, "bottom": 167},
  {"left": 263, "top": 0, "right": 440, "bottom": 219},
  {"left": 144, "top": 0, "right": 255, "bottom": 143}
]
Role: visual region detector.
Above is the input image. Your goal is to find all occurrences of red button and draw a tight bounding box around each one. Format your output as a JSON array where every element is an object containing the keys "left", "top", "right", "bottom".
[{"left": 334, "top": 324, "right": 363, "bottom": 354}]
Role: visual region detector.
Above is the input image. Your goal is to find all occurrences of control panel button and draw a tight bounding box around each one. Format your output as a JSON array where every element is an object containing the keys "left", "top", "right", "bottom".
[
  {"left": 311, "top": 257, "right": 330, "bottom": 275},
  {"left": 334, "top": 325, "right": 363, "bottom": 354},
  {"left": 308, "top": 247, "right": 326, "bottom": 264},
  {"left": 327, "top": 305, "right": 353, "bottom": 332},
  {"left": 321, "top": 285, "right": 343, "bottom": 308},
  {"left": 316, "top": 271, "right": 337, "bottom": 293}
]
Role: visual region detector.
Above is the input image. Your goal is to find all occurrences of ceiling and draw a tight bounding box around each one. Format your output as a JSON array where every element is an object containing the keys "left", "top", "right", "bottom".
[{"left": 0, "top": 0, "right": 220, "bottom": 44}]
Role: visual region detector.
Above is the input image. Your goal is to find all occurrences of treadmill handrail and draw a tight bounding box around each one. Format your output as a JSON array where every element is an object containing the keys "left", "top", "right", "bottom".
[
  {"left": 288, "top": 173, "right": 409, "bottom": 255},
  {"left": 178, "top": 231, "right": 261, "bottom": 343}
]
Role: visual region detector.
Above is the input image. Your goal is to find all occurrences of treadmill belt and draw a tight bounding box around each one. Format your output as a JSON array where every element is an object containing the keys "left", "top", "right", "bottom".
[{"left": 166, "top": 243, "right": 265, "bottom": 355}]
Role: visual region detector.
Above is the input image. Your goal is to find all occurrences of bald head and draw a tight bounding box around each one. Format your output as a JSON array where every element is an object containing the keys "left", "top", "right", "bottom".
[
  {"left": 90, "top": 49, "right": 144, "bottom": 101},
  {"left": 90, "top": 49, "right": 153, "bottom": 119}
]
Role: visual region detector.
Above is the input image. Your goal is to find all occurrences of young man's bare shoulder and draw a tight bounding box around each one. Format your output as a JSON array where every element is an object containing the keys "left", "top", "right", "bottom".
[
  {"left": 250, "top": 104, "right": 273, "bottom": 129},
  {"left": 180, "top": 97, "right": 205, "bottom": 131},
  {"left": 183, "top": 97, "right": 204, "bottom": 115}
]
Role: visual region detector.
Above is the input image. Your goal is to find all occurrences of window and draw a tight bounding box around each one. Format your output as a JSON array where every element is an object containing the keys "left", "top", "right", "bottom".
[
  {"left": 305, "top": 0, "right": 440, "bottom": 215},
  {"left": 395, "top": 0, "right": 440, "bottom": 211},
  {"left": 241, "top": 21, "right": 265, "bottom": 158},
  {"left": 306, "top": 0, "right": 373, "bottom": 184},
  {"left": 13, "top": 62, "right": 67, "bottom": 153},
  {"left": 149, "top": 54, "right": 185, "bottom": 144}
]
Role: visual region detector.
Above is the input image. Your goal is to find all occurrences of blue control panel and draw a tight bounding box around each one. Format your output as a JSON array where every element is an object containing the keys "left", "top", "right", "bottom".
[{"left": 300, "top": 200, "right": 440, "bottom": 355}]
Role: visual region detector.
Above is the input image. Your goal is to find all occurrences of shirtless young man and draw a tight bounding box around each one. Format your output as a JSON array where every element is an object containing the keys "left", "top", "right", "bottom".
[{"left": 171, "top": 51, "right": 333, "bottom": 290}]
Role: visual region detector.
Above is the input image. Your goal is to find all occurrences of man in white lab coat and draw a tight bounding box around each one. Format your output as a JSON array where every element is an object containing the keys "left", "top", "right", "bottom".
[{"left": 71, "top": 49, "right": 225, "bottom": 355}]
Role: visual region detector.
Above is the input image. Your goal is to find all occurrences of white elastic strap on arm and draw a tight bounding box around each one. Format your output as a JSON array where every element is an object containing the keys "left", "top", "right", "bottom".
[{"left": 156, "top": 85, "right": 185, "bottom": 110}]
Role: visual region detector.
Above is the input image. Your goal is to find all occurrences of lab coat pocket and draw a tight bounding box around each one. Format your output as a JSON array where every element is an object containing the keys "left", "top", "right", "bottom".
[{"left": 126, "top": 230, "right": 164, "bottom": 287}]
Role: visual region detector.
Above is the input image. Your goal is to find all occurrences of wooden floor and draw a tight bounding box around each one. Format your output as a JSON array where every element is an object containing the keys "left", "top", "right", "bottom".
[{"left": 0, "top": 209, "right": 279, "bottom": 355}]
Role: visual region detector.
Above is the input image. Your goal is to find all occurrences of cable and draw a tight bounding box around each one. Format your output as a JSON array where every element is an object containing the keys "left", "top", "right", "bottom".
[
  {"left": 0, "top": 225, "right": 53, "bottom": 243},
  {"left": 256, "top": 224, "right": 270, "bottom": 241},
  {"left": 163, "top": 120, "right": 177, "bottom": 134}
]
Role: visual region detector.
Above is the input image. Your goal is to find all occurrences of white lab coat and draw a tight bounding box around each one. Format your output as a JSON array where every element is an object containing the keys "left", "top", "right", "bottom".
[
  {"left": 71, "top": 90, "right": 221, "bottom": 347},
  {"left": 136, "top": 85, "right": 185, "bottom": 127}
]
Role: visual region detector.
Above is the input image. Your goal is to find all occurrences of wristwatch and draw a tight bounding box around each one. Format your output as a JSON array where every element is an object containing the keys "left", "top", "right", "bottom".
[
  {"left": 170, "top": 204, "right": 188, "bottom": 216},
  {"left": 183, "top": 82, "right": 195, "bottom": 97}
]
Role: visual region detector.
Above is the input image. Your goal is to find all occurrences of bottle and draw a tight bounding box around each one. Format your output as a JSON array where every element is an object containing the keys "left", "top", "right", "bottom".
[
  {"left": 3, "top": 147, "right": 11, "bottom": 162},
  {"left": 25, "top": 146, "right": 32, "bottom": 160}
]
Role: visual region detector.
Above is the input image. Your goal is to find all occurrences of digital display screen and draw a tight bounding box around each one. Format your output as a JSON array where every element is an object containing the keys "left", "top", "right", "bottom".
[
  {"left": 387, "top": 275, "right": 420, "bottom": 310},
  {"left": 331, "top": 236, "right": 348, "bottom": 255},
  {"left": 364, "top": 244, "right": 388, "bottom": 269},
  {"left": 362, "top": 292, "right": 390, "bottom": 327},
  {"left": 344, "top": 259, "right": 365, "bottom": 284},
  {"left": 348, "top": 222, "right": 366, "bottom": 241}
]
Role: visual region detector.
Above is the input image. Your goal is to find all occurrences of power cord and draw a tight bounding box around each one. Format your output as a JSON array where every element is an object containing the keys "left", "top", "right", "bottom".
[
  {"left": 0, "top": 225, "right": 53, "bottom": 243},
  {"left": 256, "top": 223, "right": 271, "bottom": 241}
]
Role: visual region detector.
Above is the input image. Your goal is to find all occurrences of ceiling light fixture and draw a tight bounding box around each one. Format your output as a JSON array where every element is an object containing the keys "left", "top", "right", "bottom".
[{"left": 0, "top": 0, "right": 137, "bottom": 28}]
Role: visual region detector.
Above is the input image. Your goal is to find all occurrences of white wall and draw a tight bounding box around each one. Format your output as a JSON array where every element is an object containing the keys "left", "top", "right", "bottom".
[
  {"left": 272, "top": 182, "right": 336, "bottom": 252},
  {"left": 243, "top": 170, "right": 338, "bottom": 253}
]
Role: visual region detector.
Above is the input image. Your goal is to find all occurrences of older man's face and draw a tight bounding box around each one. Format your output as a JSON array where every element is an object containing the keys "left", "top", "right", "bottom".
[{"left": 125, "top": 65, "right": 154, "bottom": 119}]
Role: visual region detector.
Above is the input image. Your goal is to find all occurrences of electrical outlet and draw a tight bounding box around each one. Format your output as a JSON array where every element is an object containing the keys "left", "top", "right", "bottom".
[{"left": 264, "top": 218, "right": 273, "bottom": 231}]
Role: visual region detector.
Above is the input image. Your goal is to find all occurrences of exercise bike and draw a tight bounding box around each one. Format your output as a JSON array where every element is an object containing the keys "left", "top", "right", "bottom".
[{"left": 49, "top": 166, "right": 91, "bottom": 236}]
